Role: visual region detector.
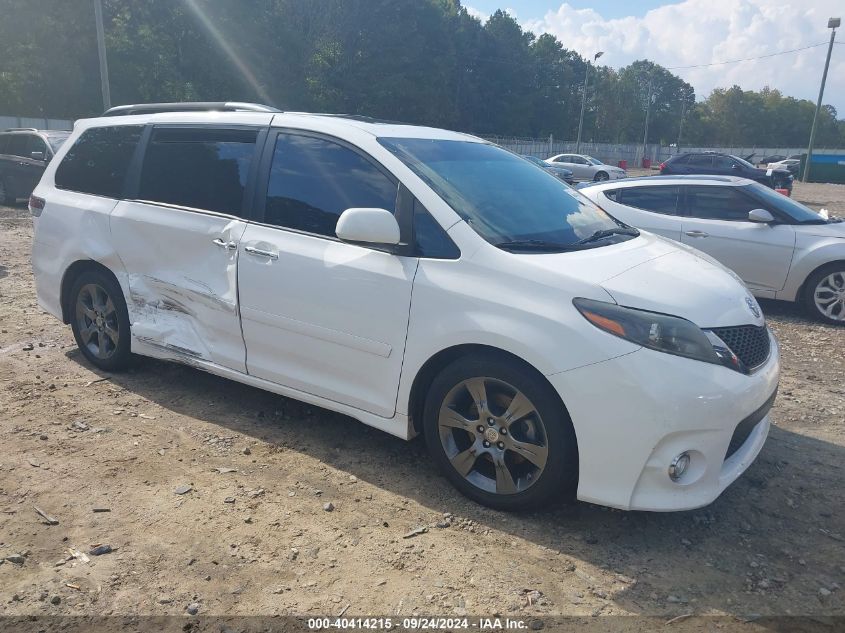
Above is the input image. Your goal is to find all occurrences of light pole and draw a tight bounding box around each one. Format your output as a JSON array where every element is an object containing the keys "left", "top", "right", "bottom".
[
  {"left": 803, "top": 17, "right": 839, "bottom": 183},
  {"left": 94, "top": 0, "right": 111, "bottom": 111},
  {"left": 575, "top": 51, "right": 603, "bottom": 154},
  {"left": 641, "top": 74, "right": 655, "bottom": 166}
]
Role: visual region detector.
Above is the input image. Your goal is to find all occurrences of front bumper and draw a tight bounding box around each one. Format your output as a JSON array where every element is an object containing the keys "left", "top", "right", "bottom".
[{"left": 549, "top": 331, "right": 779, "bottom": 511}]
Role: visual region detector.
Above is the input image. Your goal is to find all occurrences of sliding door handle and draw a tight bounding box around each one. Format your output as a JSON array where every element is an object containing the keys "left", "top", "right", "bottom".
[{"left": 244, "top": 246, "right": 279, "bottom": 260}]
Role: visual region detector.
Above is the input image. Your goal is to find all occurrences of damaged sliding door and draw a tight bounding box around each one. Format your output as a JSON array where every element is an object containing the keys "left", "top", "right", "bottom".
[{"left": 110, "top": 125, "right": 266, "bottom": 372}]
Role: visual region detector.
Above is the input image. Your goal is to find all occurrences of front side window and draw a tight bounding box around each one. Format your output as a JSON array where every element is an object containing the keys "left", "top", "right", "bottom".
[
  {"left": 139, "top": 127, "right": 257, "bottom": 215},
  {"left": 379, "top": 138, "right": 632, "bottom": 251},
  {"left": 684, "top": 186, "right": 757, "bottom": 221},
  {"left": 264, "top": 133, "right": 397, "bottom": 237},
  {"left": 712, "top": 155, "right": 735, "bottom": 170},
  {"left": 742, "top": 182, "right": 827, "bottom": 224},
  {"left": 619, "top": 185, "right": 680, "bottom": 215},
  {"left": 688, "top": 155, "right": 713, "bottom": 167},
  {"left": 55, "top": 126, "right": 142, "bottom": 198}
]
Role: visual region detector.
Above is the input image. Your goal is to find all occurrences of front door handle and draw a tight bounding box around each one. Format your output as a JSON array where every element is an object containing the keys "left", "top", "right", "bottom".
[
  {"left": 684, "top": 230, "right": 709, "bottom": 238},
  {"left": 212, "top": 238, "right": 237, "bottom": 250},
  {"left": 244, "top": 246, "right": 279, "bottom": 260}
]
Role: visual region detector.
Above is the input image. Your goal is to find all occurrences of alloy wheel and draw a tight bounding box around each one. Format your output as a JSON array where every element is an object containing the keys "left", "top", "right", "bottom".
[
  {"left": 438, "top": 377, "right": 549, "bottom": 495},
  {"left": 75, "top": 283, "right": 121, "bottom": 359},
  {"left": 814, "top": 271, "right": 845, "bottom": 321}
]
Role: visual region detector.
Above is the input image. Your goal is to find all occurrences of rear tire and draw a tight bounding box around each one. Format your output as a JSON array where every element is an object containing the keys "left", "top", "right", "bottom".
[
  {"left": 423, "top": 354, "right": 578, "bottom": 511},
  {"left": 69, "top": 270, "right": 133, "bottom": 370},
  {"left": 803, "top": 263, "right": 845, "bottom": 325}
]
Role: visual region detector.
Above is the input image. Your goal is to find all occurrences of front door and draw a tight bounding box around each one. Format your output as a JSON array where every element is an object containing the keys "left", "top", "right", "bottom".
[
  {"left": 238, "top": 131, "right": 417, "bottom": 417},
  {"left": 111, "top": 125, "right": 264, "bottom": 371},
  {"left": 680, "top": 185, "right": 796, "bottom": 293}
]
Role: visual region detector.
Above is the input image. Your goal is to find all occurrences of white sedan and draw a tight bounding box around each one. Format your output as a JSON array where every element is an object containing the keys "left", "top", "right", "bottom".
[
  {"left": 580, "top": 175, "right": 845, "bottom": 324},
  {"left": 546, "top": 153, "right": 627, "bottom": 181}
]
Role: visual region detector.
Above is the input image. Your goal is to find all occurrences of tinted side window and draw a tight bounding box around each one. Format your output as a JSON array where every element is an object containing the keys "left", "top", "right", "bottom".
[
  {"left": 26, "top": 135, "right": 48, "bottom": 157},
  {"left": 6, "top": 135, "right": 29, "bottom": 157},
  {"left": 0, "top": 135, "right": 10, "bottom": 154},
  {"left": 619, "top": 186, "right": 680, "bottom": 215},
  {"left": 264, "top": 133, "right": 397, "bottom": 237},
  {"left": 685, "top": 186, "right": 757, "bottom": 221},
  {"left": 602, "top": 189, "right": 619, "bottom": 201},
  {"left": 414, "top": 199, "right": 459, "bottom": 259},
  {"left": 687, "top": 155, "right": 713, "bottom": 167},
  {"left": 712, "top": 155, "right": 735, "bottom": 170},
  {"left": 55, "top": 126, "right": 142, "bottom": 198},
  {"left": 139, "top": 127, "right": 257, "bottom": 215},
  {"left": 672, "top": 155, "right": 689, "bottom": 164}
]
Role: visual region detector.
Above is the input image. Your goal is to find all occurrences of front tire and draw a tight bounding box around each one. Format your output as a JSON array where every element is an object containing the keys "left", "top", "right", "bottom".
[
  {"left": 594, "top": 171, "right": 609, "bottom": 182},
  {"left": 423, "top": 354, "right": 578, "bottom": 511},
  {"left": 0, "top": 178, "right": 13, "bottom": 205},
  {"left": 69, "top": 270, "right": 133, "bottom": 370},
  {"left": 803, "top": 264, "right": 845, "bottom": 325}
]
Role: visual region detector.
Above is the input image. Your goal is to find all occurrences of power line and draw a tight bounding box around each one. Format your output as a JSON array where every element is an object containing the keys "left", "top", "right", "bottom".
[{"left": 665, "top": 41, "right": 830, "bottom": 70}]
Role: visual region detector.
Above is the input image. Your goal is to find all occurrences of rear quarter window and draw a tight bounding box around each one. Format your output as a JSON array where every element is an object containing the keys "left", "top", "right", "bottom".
[{"left": 55, "top": 126, "right": 143, "bottom": 198}]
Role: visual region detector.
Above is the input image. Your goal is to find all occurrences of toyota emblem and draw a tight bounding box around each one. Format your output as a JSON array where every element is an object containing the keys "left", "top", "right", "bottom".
[{"left": 746, "top": 296, "right": 761, "bottom": 319}]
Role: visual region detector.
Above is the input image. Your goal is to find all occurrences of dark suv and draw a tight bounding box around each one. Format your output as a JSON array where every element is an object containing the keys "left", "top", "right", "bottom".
[
  {"left": 659, "top": 152, "right": 794, "bottom": 193},
  {"left": 0, "top": 128, "right": 70, "bottom": 204}
]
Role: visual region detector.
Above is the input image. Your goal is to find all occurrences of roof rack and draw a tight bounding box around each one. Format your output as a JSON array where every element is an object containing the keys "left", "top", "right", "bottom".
[
  {"left": 101, "top": 102, "right": 281, "bottom": 117},
  {"left": 3, "top": 127, "right": 38, "bottom": 132}
]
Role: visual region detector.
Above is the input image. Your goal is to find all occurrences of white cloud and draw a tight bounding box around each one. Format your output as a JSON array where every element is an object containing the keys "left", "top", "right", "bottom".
[
  {"left": 463, "top": 5, "right": 487, "bottom": 22},
  {"left": 522, "top": 0, "right": 844, "bottom": 113}
]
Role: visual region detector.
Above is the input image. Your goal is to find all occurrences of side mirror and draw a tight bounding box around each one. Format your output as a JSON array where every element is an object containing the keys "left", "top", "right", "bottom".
[
  {"left": 336, "top": 208, "right": 401, "bottom": 246},
  {"left": 748, "top": 208, "right": 774, "bottom": 223},
  {"left": 30, "top": 151, "right": 45, "bottom": 161}
]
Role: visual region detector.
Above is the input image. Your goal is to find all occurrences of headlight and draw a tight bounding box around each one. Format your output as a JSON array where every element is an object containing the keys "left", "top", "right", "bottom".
[{"left": 574, "top": 298, "right": 726, "bottom": 366}]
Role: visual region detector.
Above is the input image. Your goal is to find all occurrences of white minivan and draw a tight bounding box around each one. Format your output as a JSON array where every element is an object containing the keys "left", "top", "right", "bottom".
[{"left": 30, "top": 103, "right": 780, "bottom": 512}]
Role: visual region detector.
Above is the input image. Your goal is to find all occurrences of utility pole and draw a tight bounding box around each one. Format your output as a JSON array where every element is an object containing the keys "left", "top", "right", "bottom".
[
  {"left": 641, "top": 75, "right": 654, "bottom": 166},
  {"left": 677, "top": 99, "right": 687, "bottom": 152},
  {"left": 803, "top": 17, "right": 839, "bottom": 183},
  {"left": 576, "top": 51, "right": 603, "bottom": 154},
  {"left": 94, "top": 0, "right": 111, "bottom": 111}
]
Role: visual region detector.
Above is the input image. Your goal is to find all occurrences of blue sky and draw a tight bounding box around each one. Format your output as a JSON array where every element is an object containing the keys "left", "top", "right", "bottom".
[
  {"left": 463, "top": 1, "right": 844, "bottom": 112},
  {"left": 466, "top": 0, "right": 682, "bottom": 21}
]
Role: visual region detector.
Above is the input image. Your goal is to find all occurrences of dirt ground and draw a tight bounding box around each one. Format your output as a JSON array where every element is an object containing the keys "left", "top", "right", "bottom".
[{"left": 1, "top": 182, "right": 843, "bottom": 628}]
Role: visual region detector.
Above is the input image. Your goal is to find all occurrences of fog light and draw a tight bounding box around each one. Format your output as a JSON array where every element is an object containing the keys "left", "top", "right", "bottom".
[{"left": 669, "top": 452, "right": 691, "bottom": 481}]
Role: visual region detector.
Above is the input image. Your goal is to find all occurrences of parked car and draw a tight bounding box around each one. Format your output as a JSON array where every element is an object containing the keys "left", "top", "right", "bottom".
[
  {"left": 545, "top": 153, "right": 626, "bottom": 181},
  {"left": 580, "top": 175, "right": 845, "bottom": 324},
  {"left": 31, "top": 103, "right": 779, "bottom": 512},
  {"left": 0, "top": 128, "right": 70, "bottom": 204},
  {"left": 659, "top": 152, "right": 794, "bottom": 193},
  {"left": 767, "top": 158, "right": 800, "bottom": 176},
  {"left": 522, "top": 154, "right": 574, "bottom": 183}
]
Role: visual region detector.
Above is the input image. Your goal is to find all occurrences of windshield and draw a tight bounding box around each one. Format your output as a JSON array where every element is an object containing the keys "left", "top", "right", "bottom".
[
  {"left": 730, "top": 155, "right": 756, "bottom": 169},
  {"left": 45, "top": 133, "right": 70, "bottom": 152},
  {"left": 584, "top": 155, "right": 603, "bottom": 165},
  {"left": 743, "top": 182, "right": 828, "bottom": 224},
  {"left": 523, "top": 155, "right": 545, "bottom": 167},
  {"left": 379, "top": 138, "right": 631, "bottom": 251}
]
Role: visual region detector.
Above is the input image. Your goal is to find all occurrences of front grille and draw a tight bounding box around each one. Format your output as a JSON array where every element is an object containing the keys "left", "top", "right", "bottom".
[
  {"left": 725, "top": 389, "right": 777, "bottom": 459},
  {"left": 710, "top": 325, "right": 771, "bottom": 370}
]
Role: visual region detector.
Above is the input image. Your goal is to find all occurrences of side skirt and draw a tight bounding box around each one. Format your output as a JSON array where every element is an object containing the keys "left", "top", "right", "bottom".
[{"left": 132, "top": 337, "right": 413, "bottom": 440}]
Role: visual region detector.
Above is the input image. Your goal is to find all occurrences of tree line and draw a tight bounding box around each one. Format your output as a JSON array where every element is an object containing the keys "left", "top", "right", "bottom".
[{"left": 1, "top": 0, "right": 843, "bottom": 148}]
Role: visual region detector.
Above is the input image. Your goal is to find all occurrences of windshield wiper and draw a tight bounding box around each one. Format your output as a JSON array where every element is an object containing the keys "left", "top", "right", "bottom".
[
  {"left": 574, "top": 227, "right": 640, "bottom": 246},
  {"left": 493, "top": 239, "right": 572, "bottom": 251}
]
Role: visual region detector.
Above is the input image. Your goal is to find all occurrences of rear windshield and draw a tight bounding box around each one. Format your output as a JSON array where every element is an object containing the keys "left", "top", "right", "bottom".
[{"left": 379, "top": 138, "right": 630, "bottom": 250}]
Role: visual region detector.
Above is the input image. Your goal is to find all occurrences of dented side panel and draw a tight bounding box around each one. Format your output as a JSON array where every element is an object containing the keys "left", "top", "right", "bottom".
[{"left": 110, "top": 200, "right": 248, "bottom": 372}]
